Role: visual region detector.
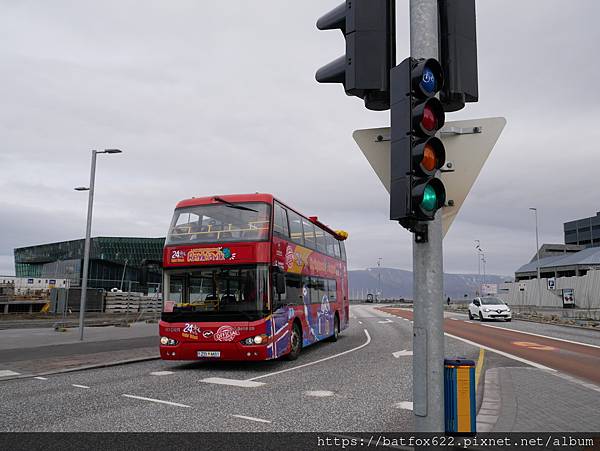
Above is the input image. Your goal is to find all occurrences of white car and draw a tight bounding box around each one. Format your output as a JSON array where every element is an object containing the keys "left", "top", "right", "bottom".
[{"left": 468, "top": 296, "right": 512, "bottom": 321}]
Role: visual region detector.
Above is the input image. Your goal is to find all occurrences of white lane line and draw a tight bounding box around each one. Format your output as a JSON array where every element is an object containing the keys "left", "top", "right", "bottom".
[
  {"left": 479, "top": 323, "right": 600, "bottom": 349},
  {"left": 122, "top": 394, "right": 191, "bottom": 408},
  {"left": 201, "top": 377, "right": 265, "bottom": 387},
  {"left": 358, "top": 321, "right": 363, "bottom": 324},
  {"left": 231, "top": 414, "right": 271, "bottom": 424},
  {"left": 72, "top": 384, "right": 90, "bottom": 389},
  {"left": 393, "top": 401, "right": 413, "bottom": 411},
  {"left": 392, "top": 350, "right": 413, "bottom": 358},
  {"left": 150, "top": 371, "right": 174, "bottom": 376},
  {"left": 449, "top": 318, "right": 459, "bottom": 321},
  {"left": 444, "top": 332, "right": 556, "bottom": 372},
  {"left": 0, "top": 370, "right": 21, "bottom": 377},
  {"left": 34, "top": 376, "right": 48, "bottom": 380},
  {"left": 247, "top": 329, "right": 371, "bottom": 382}
]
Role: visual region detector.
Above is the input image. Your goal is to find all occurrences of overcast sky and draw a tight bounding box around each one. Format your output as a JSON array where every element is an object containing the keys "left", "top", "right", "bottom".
[{"left": 1, "top": 0, "right": 599, "bottom": 277}]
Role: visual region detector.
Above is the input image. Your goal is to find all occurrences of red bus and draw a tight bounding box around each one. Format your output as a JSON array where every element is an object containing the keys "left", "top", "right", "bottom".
[{"left": 159, "top": 193, "right": 349, "bottom": 361}]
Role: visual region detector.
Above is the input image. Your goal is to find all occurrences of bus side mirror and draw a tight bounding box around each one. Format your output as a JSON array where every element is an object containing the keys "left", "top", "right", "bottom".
[{"left": 275, "top": 273, "right": 286, "bottom": 295}]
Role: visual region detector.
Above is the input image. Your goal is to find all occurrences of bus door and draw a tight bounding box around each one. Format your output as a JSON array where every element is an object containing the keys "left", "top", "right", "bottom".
[{"left": 272, "top": 271, "right": 292, "bottom": 357}]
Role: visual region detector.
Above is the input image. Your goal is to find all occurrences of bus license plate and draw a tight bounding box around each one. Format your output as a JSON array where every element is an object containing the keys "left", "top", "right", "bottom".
[{"left": 197, "top": 351, "right": 220, "bottom": 358}]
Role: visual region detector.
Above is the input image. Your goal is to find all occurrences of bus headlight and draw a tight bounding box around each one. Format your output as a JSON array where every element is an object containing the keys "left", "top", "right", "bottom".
[
  {"left": 160, "top": 336, "right": 177, "bottom": 346},
  {"left": 242, "top": 335, "right": 267, "bottom": 345}
]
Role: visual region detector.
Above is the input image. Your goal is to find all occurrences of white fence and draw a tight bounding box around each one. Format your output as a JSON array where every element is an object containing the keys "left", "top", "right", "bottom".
[{"left": 498, "top": 270, "right": 600, "bottom": 309}]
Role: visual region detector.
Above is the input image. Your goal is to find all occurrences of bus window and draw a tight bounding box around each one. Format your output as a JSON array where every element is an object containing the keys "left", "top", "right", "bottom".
[
  {"left": 310, "top": 277, "right": 326, "bottom": 304},
  {"left": 340, "top": 242, "right": 347, "bottom": 261},
  {"left": 315, "top": 227, "right": 326, "bottom": 254},
  {"left": 328, "top": 279, "right": 337, "bottom": 301},
  {"left": 333, "top": 240, "right": 341, "bottom": 259},
  {"left": 302, "top": 219, "right": 316, "bottom": 249},
  {"left": 325, "top": 234, "right": 336, "bottom": 257},
  {"left": 273, "top": 202, "right": 289, "bottom": 237},
  {"left": 285, "top": 273, "right": 303, "bottom": 305},
  {"left": 288, "top": 210, "right": 304, "bottom": 246}
]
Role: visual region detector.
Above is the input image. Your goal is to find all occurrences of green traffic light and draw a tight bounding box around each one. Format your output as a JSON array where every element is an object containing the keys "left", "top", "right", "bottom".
[{"left": 420, "top": 184, "right": 438, "bottom": 212}]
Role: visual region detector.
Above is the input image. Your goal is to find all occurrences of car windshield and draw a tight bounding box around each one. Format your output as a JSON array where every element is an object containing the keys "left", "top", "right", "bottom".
[
  {"left": 480, "top": 297, "right": 505, "bottom": 305},
  {"left": 161, "top": 265, "right": 269, "bottom": 322},
  {"left": 165, "top": 202, "right": 270, "bottom": 244}
]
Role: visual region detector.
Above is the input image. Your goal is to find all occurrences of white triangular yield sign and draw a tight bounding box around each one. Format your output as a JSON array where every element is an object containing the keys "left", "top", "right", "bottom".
[{"left": 352, "top": 117, "right": 506, "bottom": 238}]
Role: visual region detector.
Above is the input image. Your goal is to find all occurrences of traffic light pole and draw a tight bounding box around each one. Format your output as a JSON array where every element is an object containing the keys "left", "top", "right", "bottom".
[{"left": 410, "top": 0, "right": 445, "bottom": 432}]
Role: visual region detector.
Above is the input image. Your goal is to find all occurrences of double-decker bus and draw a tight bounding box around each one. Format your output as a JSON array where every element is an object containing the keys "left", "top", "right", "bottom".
[{"left": 159, "top": 193, "right": 349, "bottom": 361}]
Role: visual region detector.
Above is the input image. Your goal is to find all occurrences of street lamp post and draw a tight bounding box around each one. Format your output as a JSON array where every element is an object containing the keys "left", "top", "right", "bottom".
[
  {"left": 75, "top": 149, "right": 122, "bottom": 341},
  {"left": 377, "top": 258, "right": 382, "bottom": 302},
  {"left": 474, "top": 240, "right": 483, "bottom": 295},
  {"left": 529, "top": 208, "right": 543, "bottom": 306}
]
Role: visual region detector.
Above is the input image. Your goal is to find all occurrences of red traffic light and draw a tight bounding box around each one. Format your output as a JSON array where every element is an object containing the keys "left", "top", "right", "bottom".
[{"left": 412, "top": 97, "right": 445, "bottom": 137}]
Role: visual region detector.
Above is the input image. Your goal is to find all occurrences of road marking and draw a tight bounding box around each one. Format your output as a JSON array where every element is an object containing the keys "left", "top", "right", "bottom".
[
  {"left": 200, "top": 377, "right": 265, "bottom": 387},
  {"left": 378, "top": 319, "right": 393, "bottom": 324},
  {"left": 512, "top": 341, "right": 555, "bottom": 351},
  {"left": 34, "top": 376, "right": 48, "bottom": 380},
  {"left": 480, "top": 323, "right": 600, "bottom": 349},
  {"left": 393, "top": 401, "right": 413, "bottom": 411},
  {"left": 475, "top": 348, "right": 485, "bottom": 390},
  {"left": 247, "top": 329, "right": 371, "bottom": 382},
  {"left": 122, "top": 394, "right": 191, "bottom": 408},
  {"left": 304, "top": 390, "right": 334, "bottom": 397},
  {"left": 72, "top": 384, "right": 90, "bottom": 389},
  {"left": 449, "top": 318, "right": 459, "bottom": 321},
  {"left": 444, "top": 332, "right": 556, "bottom": 372},
  {"left": 358, "top": 321, "right": 363, "bottom": 324},
  {"left": 392, "top": 350, "right": 413, "bottom": 358},
  {"left": 150, "top": 371, "right": 174, "bottom": 376},
  {"left": 0, "top": 370, "right": 21, "bottom": 377},
  {"left": 231, "top": 414, "right": 271, "bottom": 424}
]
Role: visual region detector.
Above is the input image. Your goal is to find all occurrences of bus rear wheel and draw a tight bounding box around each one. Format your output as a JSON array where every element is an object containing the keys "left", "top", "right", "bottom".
[
  {"left": 286, "top": 323, "right": 302, "bottom": 361},
  {"left": 328, "top": 315, "right": 339, "bottom": 342}
]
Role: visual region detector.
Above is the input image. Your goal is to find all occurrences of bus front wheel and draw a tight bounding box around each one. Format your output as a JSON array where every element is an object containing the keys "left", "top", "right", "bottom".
[{"left": 286, "top": 322, "right": 302, "bottom": 361}]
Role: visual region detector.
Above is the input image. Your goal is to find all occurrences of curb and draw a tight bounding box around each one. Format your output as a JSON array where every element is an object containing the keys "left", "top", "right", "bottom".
[{"left": 0, "top": 354, "right": 160, "bottom": 382}]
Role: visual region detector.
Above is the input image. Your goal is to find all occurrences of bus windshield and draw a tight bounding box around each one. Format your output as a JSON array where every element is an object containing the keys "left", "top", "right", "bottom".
[
  {"left": 162, "top": 265, "right": 269, "bottom": 322},
  {"left": 166, "top": 202, "right": 270, "bottom": 245}
]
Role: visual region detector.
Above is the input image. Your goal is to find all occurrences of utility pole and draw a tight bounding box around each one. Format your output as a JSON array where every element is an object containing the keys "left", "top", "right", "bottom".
[
  {"left": 377, "top": 257, "right": 382, "bottom": 301},
  {"left": 410, "top": 0, "right": 445, "bottom": 432}
]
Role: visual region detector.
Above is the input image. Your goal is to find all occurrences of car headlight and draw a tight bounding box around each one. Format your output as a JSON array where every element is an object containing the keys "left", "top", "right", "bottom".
[
  {"left": 484, "top": 308, "right": 491, "bottom": 312},
  {"left": 160, "top": 336, "right": 177, "bottom": 346}
]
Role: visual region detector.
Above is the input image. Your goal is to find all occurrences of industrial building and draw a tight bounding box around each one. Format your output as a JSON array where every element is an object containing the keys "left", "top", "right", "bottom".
[
  {"left": 564, "top": 211, "right": 600, "bottom": 248},
  {"left": 515, "top": 246, "right": 600, "bottom": 281},
  {"left": 14, "top": 237, "right": 164, "bottom": 291}
]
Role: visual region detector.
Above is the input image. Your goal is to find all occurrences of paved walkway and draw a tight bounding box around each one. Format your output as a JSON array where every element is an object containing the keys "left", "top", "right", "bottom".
[
  {"left": 478, "top": 367, "right": 600, "bottom": 432},
  {"left": 0, "top": 322, "right": 159, "bottom": 380}
]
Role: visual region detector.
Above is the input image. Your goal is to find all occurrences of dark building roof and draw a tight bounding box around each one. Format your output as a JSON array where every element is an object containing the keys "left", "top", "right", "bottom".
[{"left": 516, "top": 246, "right": 600, "bottom": 275}]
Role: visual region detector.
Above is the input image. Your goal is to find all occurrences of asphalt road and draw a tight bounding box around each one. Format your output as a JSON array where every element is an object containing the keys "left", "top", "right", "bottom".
[
  {"left": 0, "top": 304, "right": 480, "bottom": 432},
  {"left": 384, "top": 307, "right": 600, "bottom": 385}
]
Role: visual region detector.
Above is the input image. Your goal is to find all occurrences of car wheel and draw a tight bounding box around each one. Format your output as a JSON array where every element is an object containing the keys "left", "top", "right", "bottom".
[
  {"left": 468, "top": 311, "right": 473, "bottom": 320},
  {"left": 328, "top": 315, "right": 340, "bottom": 342},
  {"left": 506, "top": 318, "right": 512, "bottom": 322},
  {"left": 286, "top": 323, "right": 302, "bottom": 361},
  {"left": 479, "top": 310, "right": 485, "bottom": 321}
]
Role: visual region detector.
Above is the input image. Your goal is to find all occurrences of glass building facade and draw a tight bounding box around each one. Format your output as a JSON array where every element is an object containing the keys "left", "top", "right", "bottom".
[
  {"left": 564, "top": 212, "right": 600, "bottom": 248},
  {"left": 14, "top": 237, "right": 165, "bottom": 290}
]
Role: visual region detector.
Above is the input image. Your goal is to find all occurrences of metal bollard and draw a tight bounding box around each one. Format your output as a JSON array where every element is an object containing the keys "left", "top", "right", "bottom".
[{"left": 444, "top": 358, "right": 476, "bottom": 435}]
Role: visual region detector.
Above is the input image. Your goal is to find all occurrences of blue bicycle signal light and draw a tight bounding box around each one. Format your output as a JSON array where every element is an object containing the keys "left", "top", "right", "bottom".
[{"left": 421, "top": 67, "right": 437, "bottom": 94}]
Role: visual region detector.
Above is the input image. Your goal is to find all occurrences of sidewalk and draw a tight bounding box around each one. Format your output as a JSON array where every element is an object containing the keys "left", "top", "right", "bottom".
[
  {"left": 477, "top": 366, "right": 600, "bottom": 432},
  {"left": 0, "top": 322, "right": 159, "bottom": 380}
]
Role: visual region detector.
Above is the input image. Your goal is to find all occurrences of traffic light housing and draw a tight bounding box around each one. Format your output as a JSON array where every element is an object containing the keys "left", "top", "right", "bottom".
[
  {"left": 438, "top": 0, "right": 479, "bottom": 112},
  {"left": 390, "top": 57, "right": 447, "bottom": 232},
  {"left": 315, "top": 0, "right": 395, "bottom": 111}
]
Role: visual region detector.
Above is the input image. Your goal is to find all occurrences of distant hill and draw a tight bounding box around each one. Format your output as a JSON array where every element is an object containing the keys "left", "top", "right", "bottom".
[{"left": 348, "top": 267, "right": 511, "bottom": 300}]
